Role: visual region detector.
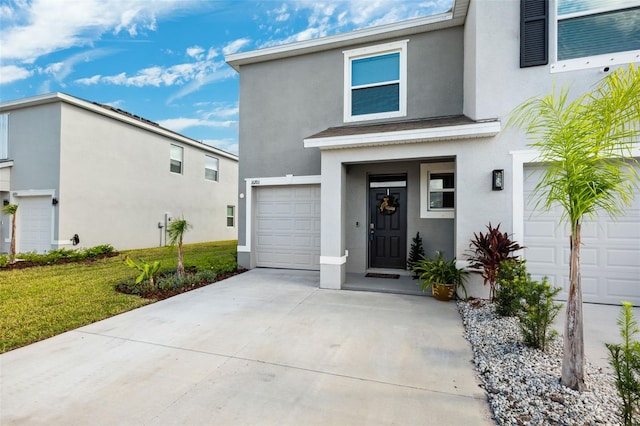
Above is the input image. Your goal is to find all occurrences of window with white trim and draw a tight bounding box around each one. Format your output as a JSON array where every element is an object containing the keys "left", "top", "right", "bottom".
[
  {"left": 552, "top": 0, "right": 640, "bottom": 71},
  {"left": 420, "top": 162, "right": 455, "bottom": 219},
  {"left": 226, "top": 205, "right": 235, "bottom": 227},
  {"left": 170, "top": 144, "right": 183, "bottom": 174},
  {"left": 205, "top": 155, "right": 219, "bottom": 181},
  {"left": 0, "top": 114, "right": 8, "bottom": 159},
  {"left": 343, "top": 40, "right": 408, "bottom": 123}
]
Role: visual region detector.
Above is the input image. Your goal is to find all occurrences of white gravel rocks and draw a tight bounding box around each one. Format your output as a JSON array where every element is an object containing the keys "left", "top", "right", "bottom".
[{"left": 458, "top": 299, "right": 622, "bottom": 425}]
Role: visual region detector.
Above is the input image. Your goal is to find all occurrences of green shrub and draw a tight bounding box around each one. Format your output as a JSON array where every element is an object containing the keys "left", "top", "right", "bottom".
[
  {"left": 606, "top": 302, "right": 640, "bottom": 426},
  {"left": 114, "top": 278, "right": 155, "bottom": 296},
  {"left": 124, "top": 257, "right": 161, "bottom": 287},
  {"left": 495, "top": 260, "right": 529, "bottom": 317},
  {"left": 82, "top": 244, "right": 115, "bottom": 258},
  {"left": 0, "top": 254, "right": 9, "bottom": 268},
  {"left": 517, "top": 277, "right": 562, "bottom": 351},
  {"left": 195, "top": 269, "right": 217, "bottom": 283},
  {"left": 2, "top": 245, "right": 116, "bottom": 268},
  {"left": 209, "top": 255, "right": 237, "bottom": 274}
]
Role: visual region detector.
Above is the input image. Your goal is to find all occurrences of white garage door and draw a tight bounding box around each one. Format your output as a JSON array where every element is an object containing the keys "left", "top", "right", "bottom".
[
  {"left": 523, "top": 165, "right": 640, "bottom": 305},
  {"left": 17, "top": 196, "right": 53, "bottom": 254},
  {"left": 255, "top": 185, "right": 320, "bottom": 270}
]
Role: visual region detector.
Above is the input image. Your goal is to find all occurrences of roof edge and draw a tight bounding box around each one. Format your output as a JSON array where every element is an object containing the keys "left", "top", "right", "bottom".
[
  {"left": 0, "top": 92, "right": 238, "bottom": 161},
  {"left": 225, "top": 2, "right": 468, "bottom": 71}
]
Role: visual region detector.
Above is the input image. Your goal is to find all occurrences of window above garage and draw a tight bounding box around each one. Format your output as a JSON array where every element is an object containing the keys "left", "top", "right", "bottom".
[{"left": 343, "top": 40, "right": 408, "bottom": 123}]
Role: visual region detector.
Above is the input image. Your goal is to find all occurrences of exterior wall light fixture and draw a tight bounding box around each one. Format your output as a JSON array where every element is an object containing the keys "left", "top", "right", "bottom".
[
  {"left": 52, "top": 198, "right": 58, "bottom": 205},
  {"left": 492, "top": 169, "right": 504, "bottom": 191}
]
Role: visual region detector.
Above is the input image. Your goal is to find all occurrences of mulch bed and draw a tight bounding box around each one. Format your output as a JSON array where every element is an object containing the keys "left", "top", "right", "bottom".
[
  {"left": 1, "top": 252, "right": 120, "bottom": 269},
  {"left": 120, "top": 268, "right": 247, "bottom": 300}
]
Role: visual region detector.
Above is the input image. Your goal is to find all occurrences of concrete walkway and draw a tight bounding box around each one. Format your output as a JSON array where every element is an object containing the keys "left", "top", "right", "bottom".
[{"left": 1, "top": 269, "right": 493, "bottom": 425}]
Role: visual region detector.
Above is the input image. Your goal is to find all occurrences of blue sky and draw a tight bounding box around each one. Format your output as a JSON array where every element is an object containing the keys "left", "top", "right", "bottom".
[{"left": 0, "top": 0, "right": 453, "bottom": 155}]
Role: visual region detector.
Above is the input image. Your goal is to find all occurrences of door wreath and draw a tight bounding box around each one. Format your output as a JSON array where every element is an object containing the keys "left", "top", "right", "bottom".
[{"left": 378, "top": 194, "right": 399, "bottom": 215}]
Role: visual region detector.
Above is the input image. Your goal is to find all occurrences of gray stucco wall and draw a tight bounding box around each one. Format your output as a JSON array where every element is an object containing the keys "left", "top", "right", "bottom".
[
  {"left": 345, "top": 161, "right": 454, "bottom": 273},
  {"left": 237, "top": 26, "right": 465, "bottom": 246},
  {"left": 57, "top": 102, "right": 238, "bottom": 250},
  {"left": 6, "top": 103, "right": 62, "bottom": 193}
]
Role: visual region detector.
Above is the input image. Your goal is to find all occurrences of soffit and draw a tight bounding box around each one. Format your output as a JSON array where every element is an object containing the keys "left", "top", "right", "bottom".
[{"left": 303, "top": 115, "right": 501, "bottom": 150}]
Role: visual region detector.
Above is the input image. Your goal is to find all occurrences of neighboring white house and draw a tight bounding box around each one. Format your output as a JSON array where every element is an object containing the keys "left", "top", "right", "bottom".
[
  {"left": 0, "top": 92, "right": 238, "bottom": 253},
  {"left": 226, "top": 0, "right": 639, "bottom": 304}
]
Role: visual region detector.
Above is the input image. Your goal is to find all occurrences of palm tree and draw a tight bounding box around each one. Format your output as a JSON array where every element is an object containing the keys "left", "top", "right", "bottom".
[
  {"left": 167, "top": 217, "right": 192, "bottom": 278},
  {"left": 1, "top": 203, "right": 18, "bottom": 262},
  {"left": 509, "top": 64, "right": 640, "bottom": 391}
]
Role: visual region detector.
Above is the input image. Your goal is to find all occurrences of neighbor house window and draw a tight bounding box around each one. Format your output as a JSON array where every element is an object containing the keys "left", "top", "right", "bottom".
[
  {"left": 343, "top": 40, "right": 408, "bottom": 123},
  {"left": 0, "top": 114, "right": 8, "bottom": 159},
  {"left": 553, "top": 0, "right": 640, "bottom": 71},
  {"left": 170, "top": 145, "right": 183, "bottom": 174},
  {"left": 205, "top": 155, "right": 219, "bottom": 181},
  {"left": 420, "top": 163, "right": 455, "bottom": 219},
  {"left": 226, "top": 205, "right": 235, "bottom": 227}
]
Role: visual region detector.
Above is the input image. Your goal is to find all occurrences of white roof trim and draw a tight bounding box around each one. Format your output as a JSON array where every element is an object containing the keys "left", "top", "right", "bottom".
[
  {"left": 0, "top": 161, "right": 13, "bottom": 169},
  {"left": 0, "top": 93, "right": 238, "bottom": 162},
  {"left": 225, "top": 11, "right": 455, "bottom": 71},
  {"left": 303, "top": 121, "right": 502, "bottom": 150}
]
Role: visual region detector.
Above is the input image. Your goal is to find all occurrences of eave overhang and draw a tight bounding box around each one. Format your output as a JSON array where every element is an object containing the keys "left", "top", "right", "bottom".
[{"left": 304, "top": 117, "right": 501, "bottom": 150}]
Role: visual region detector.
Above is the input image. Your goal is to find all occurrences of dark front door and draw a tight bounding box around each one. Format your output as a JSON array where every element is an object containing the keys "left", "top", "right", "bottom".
[{"left": 369, "top": 181, "right": 407, "bottom": 269}]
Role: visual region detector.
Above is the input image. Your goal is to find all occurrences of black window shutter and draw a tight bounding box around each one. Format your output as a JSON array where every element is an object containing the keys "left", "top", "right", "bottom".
[{"left": 520, "top": 0, "right": 548, "bottom": 67}]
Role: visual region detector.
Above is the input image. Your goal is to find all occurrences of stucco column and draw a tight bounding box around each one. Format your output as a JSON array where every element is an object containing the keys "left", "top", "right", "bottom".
[{"left": 319, "top": 151, "right": 347, "bottom": 289}]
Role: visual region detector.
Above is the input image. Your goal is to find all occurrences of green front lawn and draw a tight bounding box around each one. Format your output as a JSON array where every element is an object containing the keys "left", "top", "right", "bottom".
[{"left": 0, "top": 241, "right": 237, "bottom": 353}]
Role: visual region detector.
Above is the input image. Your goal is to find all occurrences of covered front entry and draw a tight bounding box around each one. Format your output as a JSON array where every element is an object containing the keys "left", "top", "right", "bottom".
[{"left": 369, "top": 175, "right": 407, "bottom": 269}]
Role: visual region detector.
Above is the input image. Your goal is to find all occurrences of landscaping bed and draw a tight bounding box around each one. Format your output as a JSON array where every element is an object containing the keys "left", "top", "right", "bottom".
[
  {"left": 459, "top": 299, "right": 621, "bottom": 425},
  {"left": 0, "top": 241, "right": 238, "bottom": 353}
]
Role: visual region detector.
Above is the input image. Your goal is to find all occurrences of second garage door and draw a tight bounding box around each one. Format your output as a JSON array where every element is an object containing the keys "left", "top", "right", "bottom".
[
  {"left": 17, "top": 195, "right": 53, "bottom": 254},
  {"left": 255, "top": 185, "right": 320, "bottom": 270},
  {"left": 523, "top": 165, "right": 640, "bottom": 305}
]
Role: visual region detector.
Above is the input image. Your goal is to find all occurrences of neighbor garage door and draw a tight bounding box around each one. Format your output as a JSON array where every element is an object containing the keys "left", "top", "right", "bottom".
[
  {"left": 17, "top": 196, "right": 53, "bottom": 254},
  {"left": 254, "top": 185, "right": 320, "bottom": 270},
  {"left": 523, "top": 165, "right": 640, "bottom": 305}
]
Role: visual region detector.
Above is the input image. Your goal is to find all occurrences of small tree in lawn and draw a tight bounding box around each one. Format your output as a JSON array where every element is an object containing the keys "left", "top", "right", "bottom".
[
  {"left": 509, "top": 64, "right": 640, "bottom": 391},
  {"left": 1, "top": 203, "right": 18, "bottom": 262},
  {"left": 407, "top": 232, "right": 425, "bottom": 279},
  {"left": 167, "top": 218, "right": 192, "bottom": 278}
]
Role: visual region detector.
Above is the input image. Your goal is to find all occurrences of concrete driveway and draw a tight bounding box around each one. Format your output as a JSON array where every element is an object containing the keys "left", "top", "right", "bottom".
[{"left": 1, "top": 268, "right": 493, "bottom": 425}]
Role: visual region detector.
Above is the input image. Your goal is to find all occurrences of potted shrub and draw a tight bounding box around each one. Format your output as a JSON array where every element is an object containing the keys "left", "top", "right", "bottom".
[{"left": 412, "top": 251, "right": 468, "bottom": 301}]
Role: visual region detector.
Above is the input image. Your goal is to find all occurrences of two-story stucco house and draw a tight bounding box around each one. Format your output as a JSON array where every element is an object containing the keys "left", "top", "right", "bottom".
[
  {"left": 226, "top": 0, "right": 639, "bottom": 304},
  {"left": 0, "top": 92, "right": 238, "bottom": 253}
]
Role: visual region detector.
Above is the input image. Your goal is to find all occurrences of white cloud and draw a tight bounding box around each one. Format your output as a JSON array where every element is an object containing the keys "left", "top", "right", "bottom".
[
  {"left": 0, "top": 65, "right": 33, "bottom": 84},
  {"left": 222, "top": 38, "right": 251, "bottom": 56},
  {"left": 165, "top": 67, "right": 237, "bottom": 104},
  {"left": 260, "top": 0, "right": 453, "bottom": 48},
  {"left": 0, "top": 0, "right": 199, "bottom": 63},
  {"left": 42, "top": 48, "right": 117, "bottom": 83},
  {"left": 76, "top": 75, "right": 102, "bottom": 85},
  {"left": 186, "top": 46, "right": 205, "bottom": 59}
]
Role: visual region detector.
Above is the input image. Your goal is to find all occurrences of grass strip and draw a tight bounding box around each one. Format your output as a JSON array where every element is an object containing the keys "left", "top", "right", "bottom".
[{"left": 0, "top": 241, "right": 237, "bottom": 353}]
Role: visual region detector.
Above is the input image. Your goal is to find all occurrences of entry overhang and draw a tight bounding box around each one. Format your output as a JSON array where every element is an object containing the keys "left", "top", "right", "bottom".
[{"left": 304, "top": 116, "right": 501, "bottom": 150}]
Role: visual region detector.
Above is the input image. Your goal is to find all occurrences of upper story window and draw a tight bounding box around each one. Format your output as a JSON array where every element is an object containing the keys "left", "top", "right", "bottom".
[
  {"left": 205, "top": 155, "right": 219, "bottom": 182},
  {"left": 226, "top": 205, "right": 235, "bottom": 227},
  {"left": 552, "top": 0, "right": 640, "bottom": 72},
  {"left": 0, "top": 114, "right": 8, "bottom": 159},
  {"left": 170, "top": 144, "right": 183, "bottom": 174},
  {"left": 343, "top": 40, "right": 408, "bottom": 123}
]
